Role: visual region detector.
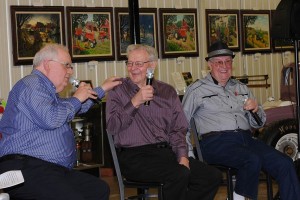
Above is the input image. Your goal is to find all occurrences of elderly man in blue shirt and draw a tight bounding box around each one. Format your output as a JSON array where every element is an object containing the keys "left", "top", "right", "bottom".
[{"left": 0, "top": 44, "right": 121, "bottom": 200}]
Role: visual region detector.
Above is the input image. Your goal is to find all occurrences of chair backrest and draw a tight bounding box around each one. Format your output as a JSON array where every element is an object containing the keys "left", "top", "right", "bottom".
[
  {"left": 106, "top": 131, "right": 125, "bottom": 200},
  {"left": 0, "top": 193, "right": 9, "bottom": 200},
  {"left": 190, "top": 117, "right": 204, "bottom": 162}
]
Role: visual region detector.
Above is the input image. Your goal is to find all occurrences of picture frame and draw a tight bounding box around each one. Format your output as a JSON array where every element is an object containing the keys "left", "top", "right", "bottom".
[
  {"left": 159, "top": 8, "right": 199, "bottom": 58},
  {"left": 80, "top": 80, "right": 93, "bottom": 88},
  {"left": 114, "top": 7, "right": 158, "bottom": 60},
  {"left": 66, "top": 7, "right": 115, "bottom": 62},
  {"left": 10, "top": 6, "right": 65, "bottom": 66},
  {"left": 241, "top": 10, "right": 272, "bottom": 54},
  {"left": 205, "top": 9, "right": 240, "bottom": 51}
]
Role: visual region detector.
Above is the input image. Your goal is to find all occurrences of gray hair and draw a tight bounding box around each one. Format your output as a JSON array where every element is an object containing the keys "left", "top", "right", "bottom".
[
  {"left": 126, "top": 44, "right": 158, "bottom": 61},
  {"left": 32, "top": 44, "right": 69, "bottom": 68}
]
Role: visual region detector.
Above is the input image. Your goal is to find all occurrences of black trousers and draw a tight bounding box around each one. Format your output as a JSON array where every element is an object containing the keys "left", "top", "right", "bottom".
[
  {"left": 0, "top": 155, "right": 109, "bottom": 200},
  {"left": 118, "top": 145, "right": 222, "bottom": 200}
]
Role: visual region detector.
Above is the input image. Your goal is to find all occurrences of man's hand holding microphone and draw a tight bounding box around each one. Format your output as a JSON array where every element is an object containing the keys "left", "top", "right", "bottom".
[
  {"left": 131, "top": 68, "right": 155, "bottom": 108},
  {"left": 243, "top": 97, "right": 263, "bottom": 126}
]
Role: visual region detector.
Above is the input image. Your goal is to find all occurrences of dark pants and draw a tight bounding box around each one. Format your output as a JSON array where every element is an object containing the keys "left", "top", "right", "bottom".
[
  {"left": 200, "top": 130, "right": 300, "bottom": 200},
  {"left": 118, "top": 144, "right": 222, "bottom": 200},
  {"left": 0, "top": 155, "right": 109, "bottom": 200}
]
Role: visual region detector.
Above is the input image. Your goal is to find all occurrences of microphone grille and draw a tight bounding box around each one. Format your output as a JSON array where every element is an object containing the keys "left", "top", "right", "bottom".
[
  {"left": 146, "top": 68, "right": 154, "bottom": 79},
  {"left": 69, "top": 77, "right": 80, "bottom": 87}
]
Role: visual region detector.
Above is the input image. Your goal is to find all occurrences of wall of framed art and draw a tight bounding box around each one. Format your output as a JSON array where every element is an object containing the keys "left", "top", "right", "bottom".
[{"left": 0, "top": 0, "right": 294, "bottom": 106}]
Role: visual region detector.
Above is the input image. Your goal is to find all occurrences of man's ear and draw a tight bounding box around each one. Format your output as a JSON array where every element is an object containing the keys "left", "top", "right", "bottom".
[
  {"left": 42, "top": 60, "right": 51, "bottom": 72},
  {"left": 207, "top": 61, "right": 212, "bottom": 70}
]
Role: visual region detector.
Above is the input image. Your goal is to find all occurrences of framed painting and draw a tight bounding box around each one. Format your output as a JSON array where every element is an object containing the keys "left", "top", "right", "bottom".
[
  {"left": 114, "top": 7, "right": 158, "bottom": 60},
  {"left": 159, "top": 8, "right": 199, "bottom": 58},
  {"left": 10, "top": 6, "right": 65, "bottom": 66},
  {"left": 241, "top": 10, "right": 272, "bottom": 54},
  {"left": 66, "top": 7, "right": 115, "bottom": 62},
  {"left": 205, "top": 9, "right": 240, "bottom": 51}
]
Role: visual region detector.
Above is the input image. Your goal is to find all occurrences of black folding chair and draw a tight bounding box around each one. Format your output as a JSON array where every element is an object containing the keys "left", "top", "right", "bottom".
[{"left": 106, "top": 131, "right": 164, "bottom": 200}]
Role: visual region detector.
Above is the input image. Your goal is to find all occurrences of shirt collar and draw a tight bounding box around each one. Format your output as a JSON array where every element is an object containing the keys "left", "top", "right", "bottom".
[
  {"left": 32, "top": 69, "right": 56, "bottom": 91},
  {"left": 208, "top": 73, "right": 236, "bottom": 87},
  {"left": 125, "top": 77, "right": 157, "bottom": 90}
]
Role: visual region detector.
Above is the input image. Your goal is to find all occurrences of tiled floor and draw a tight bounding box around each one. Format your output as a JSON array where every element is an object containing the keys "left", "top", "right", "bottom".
[{"left": 102, "top": 175, "right": 279, "bottom": 200}]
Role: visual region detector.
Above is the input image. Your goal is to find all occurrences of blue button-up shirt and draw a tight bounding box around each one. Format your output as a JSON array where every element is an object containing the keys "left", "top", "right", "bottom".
[{"left": 0, "top": 69, "right": 104, "bottom": 169}]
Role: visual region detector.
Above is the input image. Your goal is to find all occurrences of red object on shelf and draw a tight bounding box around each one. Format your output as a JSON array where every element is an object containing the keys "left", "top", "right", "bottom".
[{"left": 0, "top": 106, "right": 4, "bottom": 113}]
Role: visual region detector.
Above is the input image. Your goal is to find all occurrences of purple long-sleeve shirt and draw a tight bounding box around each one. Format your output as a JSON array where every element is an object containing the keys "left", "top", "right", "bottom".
[{"left": 106, "top": 77, "right": 188, "bottom": 160}]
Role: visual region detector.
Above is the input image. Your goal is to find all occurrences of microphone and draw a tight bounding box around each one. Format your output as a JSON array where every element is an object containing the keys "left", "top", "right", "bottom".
[
  {"left": 144, "top": 68, "right": 154, "bottom": 106},
  {"left": 69, "top": 76, "right": 80, "bottom": 88},
  {"left": 69, "top": 77, "right": 101, "bottom": 104},
  {"left": 243, "top": 96, "right": 263, "bottom": 126},
  {"left": 249, "top": 110, "right": 263, "bottom": 126}
]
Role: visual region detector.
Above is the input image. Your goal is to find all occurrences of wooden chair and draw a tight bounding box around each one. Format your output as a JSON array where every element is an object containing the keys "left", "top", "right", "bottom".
[
  {"left": 190, "top": 117, "right": 274, "bottom": 200},
  {"left": 106, "top": 131, "right": 164, "bottom": 200}
]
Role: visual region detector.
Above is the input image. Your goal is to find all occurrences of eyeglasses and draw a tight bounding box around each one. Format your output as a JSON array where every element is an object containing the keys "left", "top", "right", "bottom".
[
  {"left": 125, "top": 61, "right": 151, "bottom": 68},
  {"left": 210, "top": 59, "right": 233, "bottom": 67},
  {"left": 49, "top": 60, "right": 74, "bottom": 70}
]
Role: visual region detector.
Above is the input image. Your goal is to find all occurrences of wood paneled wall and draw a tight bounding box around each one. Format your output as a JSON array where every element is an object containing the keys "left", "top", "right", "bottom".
[{"left": 0, "top": 0, "right": 296, "bottom": 105}]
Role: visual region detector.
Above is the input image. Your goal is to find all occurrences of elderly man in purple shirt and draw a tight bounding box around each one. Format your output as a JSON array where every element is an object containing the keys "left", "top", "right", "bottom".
[{"left": 106, "top": 44, "right": 222, "bottom": 200}]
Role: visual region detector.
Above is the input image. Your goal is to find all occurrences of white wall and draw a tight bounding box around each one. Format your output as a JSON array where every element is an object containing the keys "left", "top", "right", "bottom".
[{"left": 0, "top": 0, "right": 295, "bottom": 104}]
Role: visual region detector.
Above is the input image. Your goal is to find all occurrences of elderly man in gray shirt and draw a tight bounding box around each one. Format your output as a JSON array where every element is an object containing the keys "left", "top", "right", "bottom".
[
  {"left": 182, "top": 41, "right": 300, "bottom": 200},
  {"left": 106, "top": 44, "right": 222, "bottom": 200}
]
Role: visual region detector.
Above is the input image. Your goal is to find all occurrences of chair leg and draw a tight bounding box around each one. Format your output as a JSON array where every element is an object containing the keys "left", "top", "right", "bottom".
[
  {"left": 158, "top": 186, "right": 164, "bottom": 200},
  {"left": 266, "top": 173, "right": 273, "bottom": 200},
  {"left": 227, "top": 170, "right": 234, "bottom": 200},
  {"left": 137, "top": 188, "right": 147, "bottom": 200},
  {"left": 120, "top": 186, "right": 125, "bottom": 200}
]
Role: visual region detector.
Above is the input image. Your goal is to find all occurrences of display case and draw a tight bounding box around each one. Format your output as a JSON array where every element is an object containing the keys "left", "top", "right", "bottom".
[{"left": 73, "top": 101, "right": 113, "bottom": 169}]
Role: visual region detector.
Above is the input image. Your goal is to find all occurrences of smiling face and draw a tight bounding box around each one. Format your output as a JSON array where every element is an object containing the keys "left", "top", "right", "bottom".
[
  {"left": 208, "top": 56, "right": 233, "bottom": 86},
  {"left": 127, "top": 48, "right": 155, "bottom": 88}
]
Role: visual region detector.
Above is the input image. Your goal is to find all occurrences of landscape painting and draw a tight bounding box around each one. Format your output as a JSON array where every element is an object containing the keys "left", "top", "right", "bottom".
[
  {"left": 241, "top": 10, "right": 271, "bottom": 53},
  {"left": 205, "top": 9, "right": 240, "bottom": 51}
]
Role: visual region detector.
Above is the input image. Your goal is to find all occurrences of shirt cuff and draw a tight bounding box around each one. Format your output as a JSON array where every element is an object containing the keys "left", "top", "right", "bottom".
[
  {"left": 124, "top": 101, "right": 138, "bottom": 117},
  {"left": 177, "top": 147, "right": 188, "bottom": 161},
  {"left": 94, "top": 87, "right": 105, "bottom": 99},
  {"left": 68, "top": 97, "right": 81, "bottom": 112}
]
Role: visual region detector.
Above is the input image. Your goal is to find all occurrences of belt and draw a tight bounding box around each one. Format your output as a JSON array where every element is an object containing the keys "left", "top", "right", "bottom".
[
  {"left": 117, "top": 142, "right": 170, "bottom": 152},
  {"left": 201, "top": 129, "right": 250, "bottom": 139},
  {"left": 0, "top": 154, "right": 34, "bottom": 163},
  {"left": 201, "top": 131, "right": 222, "bottom": 139}
]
